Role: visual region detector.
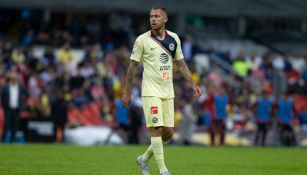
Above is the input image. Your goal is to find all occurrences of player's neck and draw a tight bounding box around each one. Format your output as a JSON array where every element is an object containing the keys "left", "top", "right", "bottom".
[{"left": 152, "top": 28, "right": 166, "bottom": 40}]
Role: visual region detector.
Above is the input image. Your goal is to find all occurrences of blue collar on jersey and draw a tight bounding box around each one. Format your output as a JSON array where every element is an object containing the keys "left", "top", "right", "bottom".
[{"left": 150, "top": 30, "right": 177, "bottom": 59}]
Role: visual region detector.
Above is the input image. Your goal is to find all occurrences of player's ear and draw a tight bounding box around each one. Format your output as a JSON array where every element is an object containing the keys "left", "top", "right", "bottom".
[{"left": 164, "top": 17, "right": 168, "bottom": 23}]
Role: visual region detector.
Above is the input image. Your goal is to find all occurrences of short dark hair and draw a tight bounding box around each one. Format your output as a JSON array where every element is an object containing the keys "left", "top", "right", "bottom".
[{"left": 151, "top": 6, "right": 168, "bottom": 14}]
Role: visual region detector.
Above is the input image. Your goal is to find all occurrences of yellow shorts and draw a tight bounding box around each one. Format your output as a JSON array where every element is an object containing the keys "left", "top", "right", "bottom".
[{"left": 142, "top": 96, "right": 174, "bottom": 127}]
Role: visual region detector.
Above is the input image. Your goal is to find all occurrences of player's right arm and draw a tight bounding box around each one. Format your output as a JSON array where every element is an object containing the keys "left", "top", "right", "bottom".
[
  {"left": 122, "top": 36, "right": 143, "bottom": 108},
  {"left": 122, "top": 60, "right": 140, "bottom": 108}
]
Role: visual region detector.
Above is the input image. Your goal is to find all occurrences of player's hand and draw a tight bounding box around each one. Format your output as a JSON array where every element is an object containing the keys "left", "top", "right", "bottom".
[
  {"left": 192, "top": 83, "right": 202, "bottom": 98},
  {"left": 121, "top": 90, "right": 131, "bottom": 108}
]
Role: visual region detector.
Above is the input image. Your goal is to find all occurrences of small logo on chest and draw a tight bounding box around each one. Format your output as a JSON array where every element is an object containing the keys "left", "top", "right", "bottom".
[{"left": 169, "top": 43, "right": 175, "bottom": 51}]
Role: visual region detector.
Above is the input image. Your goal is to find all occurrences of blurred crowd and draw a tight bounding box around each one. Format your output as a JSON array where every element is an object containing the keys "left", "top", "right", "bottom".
[
  {"left": 0, "top": 11, "right": 307, "bottom": 146},
  {"left": 178, "top": 35, "right": 307, "bottom": 146},
  {"left": 0, "top": 11, "right": 138, "bottom": 143}
]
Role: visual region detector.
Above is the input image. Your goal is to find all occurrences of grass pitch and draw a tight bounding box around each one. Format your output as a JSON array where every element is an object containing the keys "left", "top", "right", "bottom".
[{"left": 0, "top": 144, "right": 306, "bottom": 175}]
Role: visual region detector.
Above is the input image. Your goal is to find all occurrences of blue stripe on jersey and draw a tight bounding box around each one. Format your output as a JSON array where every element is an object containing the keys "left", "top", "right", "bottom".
[
  {"left": 214, "top": 94, "right": 228, "bottom": 119},
  {"left": 256, "top": 97, "right": 272, "bottom": 122},
  {"left": 151, "top": 31, "right": 177, "bottom": 59},
  {"left": 277, "top": 99, "right": 293, "bottom": 124}
]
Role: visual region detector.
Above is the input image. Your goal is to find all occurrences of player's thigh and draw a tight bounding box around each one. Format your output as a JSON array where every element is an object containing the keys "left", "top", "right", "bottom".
[
  {"left": 142, "top": 96, "right": 163, "bottom": 127},
  {"left": 162, "top": 98, "right": 174, "bottom": 127}
]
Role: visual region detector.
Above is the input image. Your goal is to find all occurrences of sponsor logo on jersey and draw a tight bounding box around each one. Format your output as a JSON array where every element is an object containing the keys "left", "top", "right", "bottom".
[
  {"left": 160, "top": 66, "right": 171, "bottom": 71},
  {"left": 150, "top": 106, "right": 158, "bottom": 114},
  {"left": 160, "top": 53, "right": 169, "bottom": 64}
]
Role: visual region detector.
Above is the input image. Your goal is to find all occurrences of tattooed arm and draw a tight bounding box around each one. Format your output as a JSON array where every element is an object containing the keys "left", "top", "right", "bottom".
[
  {"left": 122, "top": 60, "right": 140, "bottom": 108},
  {"left": 175, "top": 59, "right": 201, "bottom": 97}
]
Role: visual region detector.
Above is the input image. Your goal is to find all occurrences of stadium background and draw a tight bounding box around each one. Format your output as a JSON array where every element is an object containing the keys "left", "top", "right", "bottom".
[{"left": 0, "top": 0, "right": 307, "bottom": 147}]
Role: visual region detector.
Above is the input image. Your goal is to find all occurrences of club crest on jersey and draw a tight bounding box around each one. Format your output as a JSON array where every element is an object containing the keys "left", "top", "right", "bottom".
[
  {"left": 169, "top": 43, "right": 175, "bottom": 51},
  {"left": 160, "top": 53, "right": 169, "bottom": 64},
  {"left": 150, "top": 106, "right": 158, "bottom": 114},
  {"left": 152, "top": 117, "right": 159, "bottom": 124}
]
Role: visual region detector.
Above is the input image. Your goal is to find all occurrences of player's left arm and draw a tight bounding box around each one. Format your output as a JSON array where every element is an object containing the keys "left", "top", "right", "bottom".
[{"left": 175, "top": 59, "right": 201, "bottom": 97}]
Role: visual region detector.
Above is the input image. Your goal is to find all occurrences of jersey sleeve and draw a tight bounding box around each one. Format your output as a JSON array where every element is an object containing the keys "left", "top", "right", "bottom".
[
  {"left": 174, "top": 34, "right": 184, "bottom": 61},
  {"left": 130, "top": 36, "right": 143, "bottom": 62}
]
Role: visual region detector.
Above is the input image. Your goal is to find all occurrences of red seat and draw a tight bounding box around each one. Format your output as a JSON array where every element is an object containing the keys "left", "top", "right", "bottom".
[
  {"left": 68, "top": 102, "right": 105, "bottom": 126},
  {"left": 86, "top": 103, "right": 103, "bottom": 125},
  {"left": 68, "top": 108, "right": 82, "bottom": 125},
  {"left": 294, "top": 96, "right": 307, "bottom": 112},
  {"left": 80, "top": 103, "right": 102, "bottom": 125}
]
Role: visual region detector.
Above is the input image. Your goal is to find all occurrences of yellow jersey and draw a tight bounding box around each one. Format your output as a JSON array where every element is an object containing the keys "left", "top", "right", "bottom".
[{"left": 130, "top": 30, "right": 184, "bottom": 99}]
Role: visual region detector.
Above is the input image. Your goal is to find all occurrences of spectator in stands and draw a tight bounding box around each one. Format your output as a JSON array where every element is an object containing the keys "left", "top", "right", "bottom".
[
  {"left": 183, "top": 33, "right": 197, "bottom": 66},
  {"left": 69, "top": 68, "right": 85, "bottom": 90},
  {"left": 28, "top": 72, "right": 42, "bottom": 98},
  {"left": 1, "top": 41, "right": 13, "bottom": 69},
  {"left": 21, "top": 30, "right": 34, "bottom": 48},
  {"left": 232, "top": 55, "right": 249, "bottom": 77},
  {"left": 40, "top": 87, "right": 51, "bottom": 118},
  {"left": 72, "top": 86, "right": 92, "bottom": 108},
  {"left": 1, "top": 71, "right": 27, "bottom": 143},
  {"left": 36, "top": 23, "right": 50, "bottom": 45},
  {"left": 246, "top": 52, "right": 262, "bottom": 72},
  {"left": 42, "top": 47, "right": 55, "bottom": 66},
  {"left": 273, "top": 92, "right": 297, "bottom": 146},
  {"left": 54, "top": 72, "right": 70, "bottom": 90},
  {"left": 96, "top": 60, "right": 108, "bottom": 78},
  {"left": 61, "top": 30, "right": 74, "bottom": 45},
  {"left": 11, "top": 47, "right": 25, "bottom": 64},
  {"left": 51, "top": 91, "right": 68, "bottom": 143},
  {"left": 79, "top": 60, "right": 95, "bottom": 79},
  {"left": 252, "top": 91, "right": 273, "bottom": 146},
  {"left": 57, "top": 42, "right": 75, "bottom": 65},
  {"left": 90, "top": 78, "right": 106, "bottom": 101},
  {"left": 85, "top": 43, "right": 103, "bottom": 61}
]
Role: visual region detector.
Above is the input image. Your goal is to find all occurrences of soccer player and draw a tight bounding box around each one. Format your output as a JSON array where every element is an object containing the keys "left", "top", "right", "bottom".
[{"left": 121, "top": 7, "right": 201, "bottom": 175}]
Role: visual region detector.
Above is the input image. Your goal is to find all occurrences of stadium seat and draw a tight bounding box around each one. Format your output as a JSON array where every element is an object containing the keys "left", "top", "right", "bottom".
[
  {"left": 294, "top": 96, "right": 307, "bottom": 112},
  {"left": 68, "top": 108, "right": 82, "bottom": 125},
  {"left": 68, "top": 103, "right": 104, "bottom": 126}
]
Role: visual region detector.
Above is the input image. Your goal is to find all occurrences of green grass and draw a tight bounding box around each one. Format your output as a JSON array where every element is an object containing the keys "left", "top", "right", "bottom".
[{"left": 0, "top": 144, "right": 306, "bottom": 175}]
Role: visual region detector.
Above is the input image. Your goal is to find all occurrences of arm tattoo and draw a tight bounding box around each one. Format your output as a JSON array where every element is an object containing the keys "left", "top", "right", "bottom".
[
  {"left": 176, "top": 60, "right": 194, "bottom": 87},
  {"left": 125, "top": 60, "right": 139, "bottom": 93}
]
